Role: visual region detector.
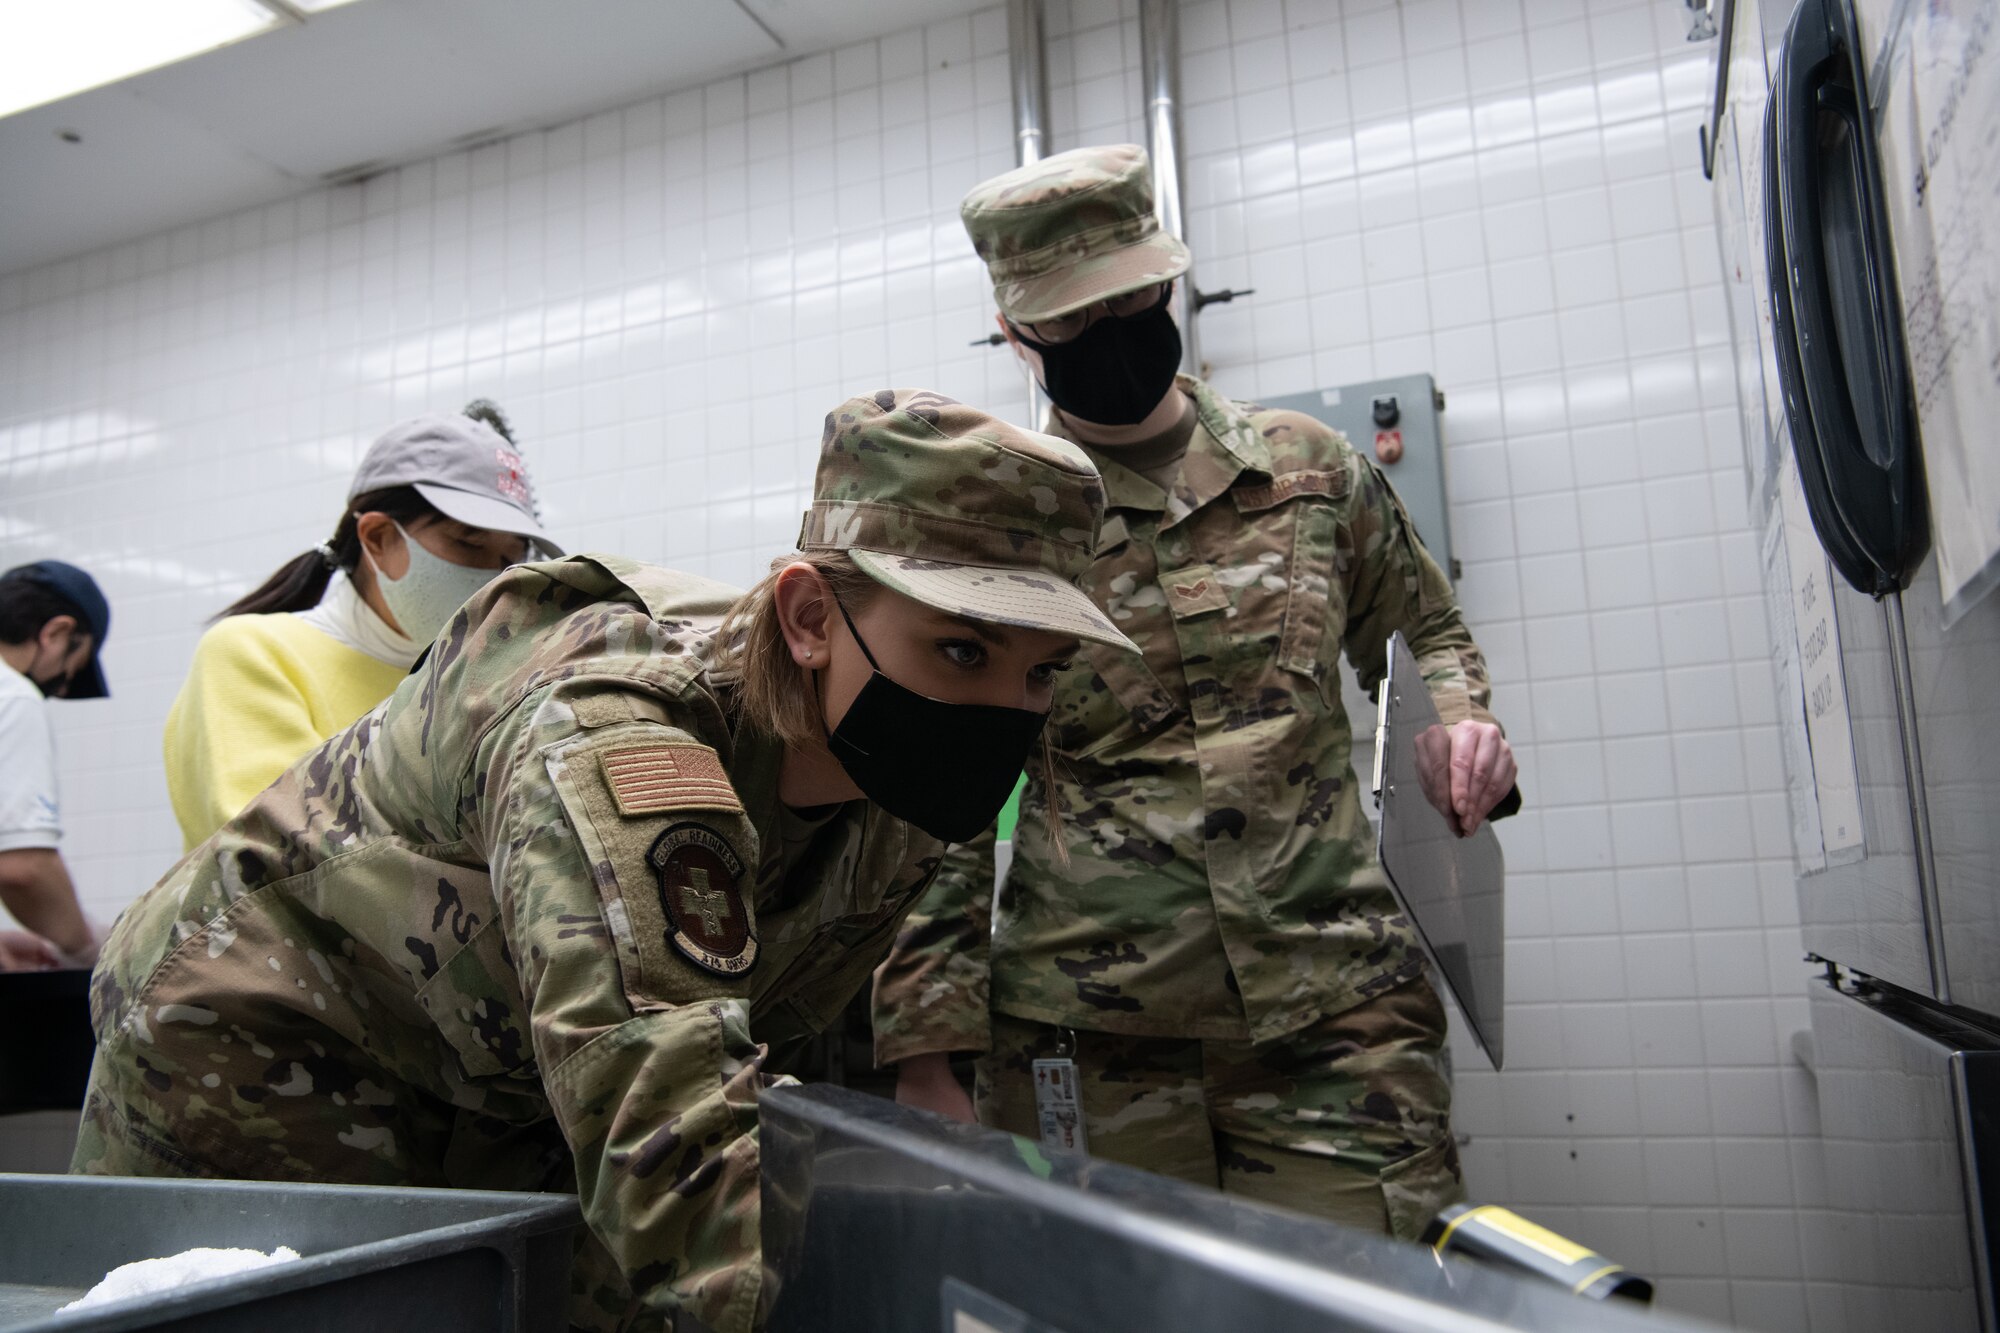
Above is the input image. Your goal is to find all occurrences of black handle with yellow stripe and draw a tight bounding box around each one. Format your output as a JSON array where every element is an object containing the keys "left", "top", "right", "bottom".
[{"left": 1423, "top": 1203, "right": 1655, "bottom": 1304}]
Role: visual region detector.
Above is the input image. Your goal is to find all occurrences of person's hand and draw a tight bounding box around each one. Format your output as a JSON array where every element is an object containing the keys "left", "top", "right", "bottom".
[
  {"left": 51, "top": 915, "right": 110, "bottom": 971},
  {"left": 0, "top": 930, "right": 60, "bottom": 971},
  {"left": 1447, "top": 719, "right": 1517, "bottom": 837},
  {"left": 1412, "top": 724, "right": 1456, "bottom": 825},
  {"left": 894, "top": 1051, "right": 977, "bottom": 1123}
]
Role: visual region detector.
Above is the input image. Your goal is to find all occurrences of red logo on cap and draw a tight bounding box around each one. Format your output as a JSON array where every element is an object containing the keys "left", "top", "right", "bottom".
[{"left": 495, "top": 447, "right": 530, "bottom": 505}]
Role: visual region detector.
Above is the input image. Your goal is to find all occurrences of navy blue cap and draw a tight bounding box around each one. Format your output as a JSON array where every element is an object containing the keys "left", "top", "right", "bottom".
[{"left": 1, "top": 560, "right": 110, "bottom": 698}]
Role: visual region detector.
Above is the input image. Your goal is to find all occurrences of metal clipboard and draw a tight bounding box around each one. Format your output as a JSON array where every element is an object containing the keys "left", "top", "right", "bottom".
[{"left": 1371, "top": 631, "right": 1506, "bottom": 1068}]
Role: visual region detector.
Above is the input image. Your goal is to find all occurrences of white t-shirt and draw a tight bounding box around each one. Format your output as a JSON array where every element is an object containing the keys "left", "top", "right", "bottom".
[
  {"left": 296, "top": 568, "right": 419, "bottom": 669},
  {"left": 0, "top": 659, "right": 61, "bottom": 852}
]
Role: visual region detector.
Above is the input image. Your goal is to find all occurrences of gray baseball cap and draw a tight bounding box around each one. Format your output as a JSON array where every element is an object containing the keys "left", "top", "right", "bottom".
[{"left": 349, "top": 414, "right": 562, "bottom": 555}]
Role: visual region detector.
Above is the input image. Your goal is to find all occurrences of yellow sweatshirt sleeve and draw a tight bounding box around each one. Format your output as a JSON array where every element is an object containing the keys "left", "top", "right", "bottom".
[{"left": 163, "top": 617, "right": 403, "bottom": 849}]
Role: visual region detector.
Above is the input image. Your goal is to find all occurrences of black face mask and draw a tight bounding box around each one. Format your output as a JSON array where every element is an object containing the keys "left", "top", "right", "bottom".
[
  {"left": 1016, "top": 285, "right": 1182, "bottom": 427},
  {"left": 821, "top": 598, "right": 1049, "bottom": 844}
]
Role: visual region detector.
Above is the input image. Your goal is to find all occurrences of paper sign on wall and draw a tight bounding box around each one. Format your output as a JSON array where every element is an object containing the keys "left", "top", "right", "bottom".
[
  {"left": 1775, "top": 452, "right": 1866, "bottom": 865},
  {"left": 1763, "top": 508, "right": 1829, "bottom": 873},
  {"left": 1882, "top": 0, "right": 2000, "bottom": 624}
]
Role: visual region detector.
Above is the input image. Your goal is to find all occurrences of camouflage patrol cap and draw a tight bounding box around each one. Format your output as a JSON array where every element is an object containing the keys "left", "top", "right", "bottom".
[
  {"left": 961, "top": 143, "right": 1192, "bottom": 324},
  {"left": 800, "top": 389, "right": 1138, "bottom": 652}
]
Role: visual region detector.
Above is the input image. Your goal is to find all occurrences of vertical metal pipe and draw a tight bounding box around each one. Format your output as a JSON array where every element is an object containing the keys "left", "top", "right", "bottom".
[
  {"left": 1006, "top": 0, "right": 1051, "bottom": 424},
  {"left": 1007, "top": 0, "right": 1049, "bottom": 167},
  {"left": 1885, "top": 591, "right": 1951, "bottom": 1004},
  {"left": 1140, "top": 0, "right": 1199, "bottom": 378}
]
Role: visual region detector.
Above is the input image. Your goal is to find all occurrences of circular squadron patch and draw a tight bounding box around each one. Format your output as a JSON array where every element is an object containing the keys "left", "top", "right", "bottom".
[{"left": 648, "top": 822, "right": 757, "bottom": 976}]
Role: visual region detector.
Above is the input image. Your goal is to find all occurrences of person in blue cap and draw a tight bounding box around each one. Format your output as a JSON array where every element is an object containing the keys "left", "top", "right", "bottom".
[{"left": 0, "top": 560, "right": 111, "bottom": 970}]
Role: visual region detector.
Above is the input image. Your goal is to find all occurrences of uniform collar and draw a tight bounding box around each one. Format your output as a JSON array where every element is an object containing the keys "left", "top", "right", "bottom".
[
  {"left": 724, "top": 714, "right": 898, "bottom": 910},
  {"left": 725, "top": 718, "right": 789, "bottom": 865},
  {"left": 1046, "top": 376, "right": 1271, "bottom": 531}
]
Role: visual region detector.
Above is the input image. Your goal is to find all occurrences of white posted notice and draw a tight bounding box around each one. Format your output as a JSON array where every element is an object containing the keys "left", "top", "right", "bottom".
[
  {"left": 1777, "top": 453, "right": 1866, "bottom": 863},
  {"left": 1762, "top": 502, "right": 1828, "bottom": 873},
  {"left": 1890, "top": 0, "right": 2000, "bottom": 623}
]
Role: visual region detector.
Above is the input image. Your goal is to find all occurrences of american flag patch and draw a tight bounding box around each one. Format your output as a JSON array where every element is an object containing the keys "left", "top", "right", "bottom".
[{"left": 600, "top": 744, "right": 742, "bottom": 817}]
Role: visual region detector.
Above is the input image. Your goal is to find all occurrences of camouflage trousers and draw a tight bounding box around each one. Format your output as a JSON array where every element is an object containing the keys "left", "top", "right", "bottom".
[{"left": 974, "top": 975, "right": 1463, "bottom": 1240}]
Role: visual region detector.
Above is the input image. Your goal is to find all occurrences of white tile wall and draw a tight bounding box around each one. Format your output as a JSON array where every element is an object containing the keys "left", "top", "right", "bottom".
[
  {"left": 0, "top": 2, "right": 1823, "bottom": 1327},
  {"left": 0, "top": 5, "right": 1030, "bottom": 920}
]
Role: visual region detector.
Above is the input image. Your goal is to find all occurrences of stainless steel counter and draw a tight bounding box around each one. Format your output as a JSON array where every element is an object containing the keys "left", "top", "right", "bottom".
[{"left": 760, "top": 1085, "right": 1724, "bottom": 1333}]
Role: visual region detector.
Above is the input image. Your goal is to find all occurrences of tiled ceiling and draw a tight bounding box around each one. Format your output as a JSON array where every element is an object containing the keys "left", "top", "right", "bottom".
[{"left": 0, "top": 0, "right": 989, "bottom": 275}]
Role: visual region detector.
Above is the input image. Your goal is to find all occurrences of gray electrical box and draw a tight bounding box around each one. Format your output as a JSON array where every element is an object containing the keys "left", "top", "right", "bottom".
[{"left": 1260, "top": 373, "right": 1454, "bottom": 579}]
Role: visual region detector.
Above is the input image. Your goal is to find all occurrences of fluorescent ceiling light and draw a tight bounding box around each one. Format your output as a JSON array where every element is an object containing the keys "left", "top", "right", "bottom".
[{"left": 0, "top": 0, "right": 282, "bottom": 120}]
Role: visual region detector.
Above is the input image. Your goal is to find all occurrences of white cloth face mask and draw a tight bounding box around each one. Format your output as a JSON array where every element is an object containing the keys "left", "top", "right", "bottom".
[{"left": 372, "top": 522, "right": 502, "bottom": 645}]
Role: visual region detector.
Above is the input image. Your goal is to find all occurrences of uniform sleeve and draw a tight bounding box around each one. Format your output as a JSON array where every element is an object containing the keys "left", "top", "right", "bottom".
[
  {"left": 472, "top": 689, "right": 776, "bottom": 1333},
  {"left": 1340, "top": 455, "right": 1498, "bottom": 730},
  {"left": 164, "top": 622, "right": 327, "bottom": 850},
  {"left": 0, "top": 691, "right": 60, "bottom": 852},
  {"left": 870, "top": 819, "right": 996, "bottom": 1065}
]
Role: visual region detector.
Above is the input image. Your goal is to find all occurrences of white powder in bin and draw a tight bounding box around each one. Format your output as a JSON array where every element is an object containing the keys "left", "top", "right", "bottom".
[{"left": 59, "top": 1246, "right": 302, "bottom": 1313}]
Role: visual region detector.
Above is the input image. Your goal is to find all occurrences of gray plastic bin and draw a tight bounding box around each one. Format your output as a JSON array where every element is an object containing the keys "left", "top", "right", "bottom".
[{"left": 0, "top": 1174, "right": 580, "bottom": 1332}]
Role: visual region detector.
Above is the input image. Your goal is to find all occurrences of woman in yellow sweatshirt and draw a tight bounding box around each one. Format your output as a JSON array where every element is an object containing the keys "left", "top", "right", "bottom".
[{"left": 163, "top": 404, "right": 561, "bottom": 848}]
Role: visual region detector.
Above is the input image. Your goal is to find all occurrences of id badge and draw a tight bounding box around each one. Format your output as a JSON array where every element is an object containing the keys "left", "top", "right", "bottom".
[{"left": 1031, "top": 1057, "right": 1089, "bottom": 1154}]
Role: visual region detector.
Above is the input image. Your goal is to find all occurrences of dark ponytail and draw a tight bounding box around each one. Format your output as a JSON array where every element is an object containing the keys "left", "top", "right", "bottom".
[
  {"left": 461, "top": 398, "right": 516, "bottom": 445},
  {"left": 213, "top": 486, "right": 442, "bottom": 621},
  {"left": 462, "top": 398, "right": 545, "bottom": 524}
]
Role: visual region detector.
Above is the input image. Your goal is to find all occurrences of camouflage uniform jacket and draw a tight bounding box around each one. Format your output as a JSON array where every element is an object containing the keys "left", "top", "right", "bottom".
[
  {"left": 79, "top": 555, "right": 943, "bottom": 1333},
  {"left": 874, "top": 376, "right": 1498, "bottom": 1056}
]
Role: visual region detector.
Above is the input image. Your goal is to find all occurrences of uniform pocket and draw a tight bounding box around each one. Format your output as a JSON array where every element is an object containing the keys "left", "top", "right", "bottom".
[
  {"left": 78, "top": 1086, "right": 222, "bottom": 1178},
  {"left": 1069, "top": 639, "right": 1182, "bottom": 749},
  {"left": 1377, "top": 1134, "right": 1465, "bottom": 1242},
  {"left": 1060, "top": 529, "right": 1184, "bottom": 756},
  {"left": 416, "top": 916, "right": 534, "bottom": 1080},
  {"left": 267, "top": 839, "right": 532, "bottom": 1085},
  {"left": 1276, "top": 499, "right": 1344, "bottom": 705}
]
